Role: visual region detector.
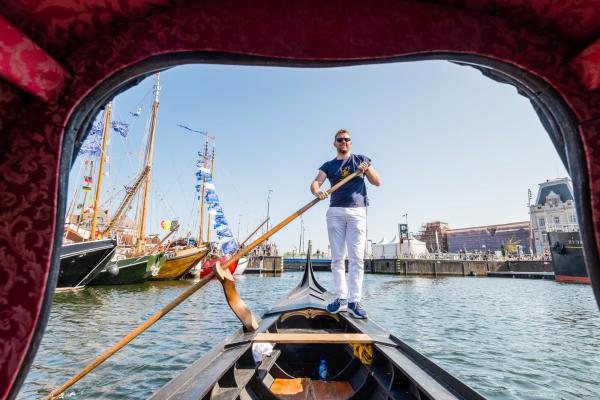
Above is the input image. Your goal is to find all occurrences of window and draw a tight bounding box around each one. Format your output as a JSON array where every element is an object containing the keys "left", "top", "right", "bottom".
[
  {"left": 538, "top": 218, "right": 545, "bottom": 227},
  {"left": 554, "top": 216, "right": 560, "bottom": 224},
  {"left": 570, "top": 214, "right": 577, "bottom": 223}
]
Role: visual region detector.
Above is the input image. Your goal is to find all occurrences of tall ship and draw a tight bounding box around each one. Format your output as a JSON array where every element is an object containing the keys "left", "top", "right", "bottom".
[{"left": 529, "top": 178, "right": 588, "bottom": 284}]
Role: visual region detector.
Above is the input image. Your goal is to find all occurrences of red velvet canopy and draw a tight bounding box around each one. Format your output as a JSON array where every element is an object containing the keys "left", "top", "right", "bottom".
[{"left": 1, "top": 1, "right": 599, "bottom": 398}]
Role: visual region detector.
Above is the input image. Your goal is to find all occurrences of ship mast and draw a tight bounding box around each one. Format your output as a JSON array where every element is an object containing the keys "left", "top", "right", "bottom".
[
  {"left": 136, "top": 74, "right": 161, "bottom": 255},
  {"left": 198, "top": 139, "right": 209, "bottom": 245},
  {"left": 206, "top": 144, "right": 216, "bottom": 243},
  {"left": 90, "top": 103, "right": 111, "bottom": 240}
]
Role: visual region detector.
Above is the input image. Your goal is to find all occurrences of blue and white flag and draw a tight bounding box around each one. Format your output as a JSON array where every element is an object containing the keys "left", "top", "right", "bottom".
[
  {"left": 79, "top": 139, "right": 102, "bottom": 156},
  {"left": 111, "top": 121, "right": 130, "bottom": 137},
  {"left": 90, "top": 120, "right": 103, "bottom": 136}
]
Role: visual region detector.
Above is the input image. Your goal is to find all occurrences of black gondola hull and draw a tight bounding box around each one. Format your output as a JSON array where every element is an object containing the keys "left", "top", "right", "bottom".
[{"left": 151, "top": 256, "right": 484, "bottom": 400}]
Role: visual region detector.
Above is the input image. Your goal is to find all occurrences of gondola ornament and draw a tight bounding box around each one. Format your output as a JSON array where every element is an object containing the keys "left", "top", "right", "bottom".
[{"left": 214, "top": 260, "right": 259, "bottom": 331}]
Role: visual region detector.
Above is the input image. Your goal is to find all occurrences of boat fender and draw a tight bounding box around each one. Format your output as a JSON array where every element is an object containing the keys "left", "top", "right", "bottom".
[
  {"left": 350, "top": 343, "right": 373, "bottom": 365},
  {"left": 107, "top": 264, "right": 119, "bottom": 277}
]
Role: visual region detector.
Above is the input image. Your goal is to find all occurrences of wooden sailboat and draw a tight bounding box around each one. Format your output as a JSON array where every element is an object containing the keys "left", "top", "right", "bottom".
[
  {"left": 151, "top": 246, "right": 484, "bottom": 400},
  {"left": 90, "top": 76, "right": 166, "bottom": 285},
  {"left": 145, "top": 80, "right": 210, "bottom": 281}
]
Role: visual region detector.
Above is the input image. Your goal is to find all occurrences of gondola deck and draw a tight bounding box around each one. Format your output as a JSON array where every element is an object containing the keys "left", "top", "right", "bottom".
[{"left": 151, "top": 256, "right": 485, "bottom": 400}]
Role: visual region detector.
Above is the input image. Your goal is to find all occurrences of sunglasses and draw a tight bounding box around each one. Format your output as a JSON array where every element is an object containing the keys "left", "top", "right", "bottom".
[{"left": 336, "top": 138, "right": 351, "bottom": 143}]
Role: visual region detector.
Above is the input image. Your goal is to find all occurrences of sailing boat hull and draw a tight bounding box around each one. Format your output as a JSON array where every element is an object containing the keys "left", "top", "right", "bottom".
[
  {"left": 199, "top": 256, "right": 240, "bottom": 278},
  {"left": 150, "top": 247, "right": 209, "bottom": 280},
  {"left": 233, "top": 257, "right": 248, "bottom": 275},
  {"left": 58, "top": 240, "right": 116, "bottom": 290},
  {"left": 90, "top": 253, "right": 166, "bottom": 285}
]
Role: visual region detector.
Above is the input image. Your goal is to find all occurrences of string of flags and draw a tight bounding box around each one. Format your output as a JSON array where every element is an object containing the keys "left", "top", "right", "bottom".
[
  {"left": 195, "top": 166, "right": 238, "bottom": 256},
  {"left": 82, "top": 175, "right": 93, "bottom": 192}
]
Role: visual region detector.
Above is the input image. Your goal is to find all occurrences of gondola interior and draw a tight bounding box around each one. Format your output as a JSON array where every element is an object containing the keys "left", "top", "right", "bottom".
[{"left": 151, "top": 253, "right": 484, "bottom": 400}]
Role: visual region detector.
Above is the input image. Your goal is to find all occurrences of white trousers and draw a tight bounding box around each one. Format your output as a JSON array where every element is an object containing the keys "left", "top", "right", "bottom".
[{"left": 326, "top": 207, "right": 367, "bottom": 302}]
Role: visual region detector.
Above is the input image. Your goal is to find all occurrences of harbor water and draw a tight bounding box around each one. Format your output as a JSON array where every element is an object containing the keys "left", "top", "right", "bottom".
[{"left": 19, "top": 273, "right": 600, "bottom": 399}]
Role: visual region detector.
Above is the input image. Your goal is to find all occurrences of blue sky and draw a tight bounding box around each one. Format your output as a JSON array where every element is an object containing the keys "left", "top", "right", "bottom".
[{"left": 69, "top": 61, "right": 567, "bottom": 252}]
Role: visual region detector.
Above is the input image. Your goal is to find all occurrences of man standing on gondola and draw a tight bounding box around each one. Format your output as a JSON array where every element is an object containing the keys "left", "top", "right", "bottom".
[{"left": 310, "top": 129, "right": 381, "bottom": 318}]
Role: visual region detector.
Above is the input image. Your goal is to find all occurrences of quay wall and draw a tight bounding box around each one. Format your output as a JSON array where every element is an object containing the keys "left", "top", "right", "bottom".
[
  {"left": 282, "top": 258, "right": 552, "bottom": 277},
  {"left": 246, "top": 256, "right": 283, "bottom": 273}
]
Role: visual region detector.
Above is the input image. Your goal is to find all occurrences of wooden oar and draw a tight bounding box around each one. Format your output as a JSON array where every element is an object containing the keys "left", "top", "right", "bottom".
[
  {"left": 45, "top": 169, "right": 362, "bottom": 399},
  {"left": 212, "top": 170, "right": 363, "bottom": 331},
  {"left": 216, "top": 170, "right": 362, "bottom": 272}
]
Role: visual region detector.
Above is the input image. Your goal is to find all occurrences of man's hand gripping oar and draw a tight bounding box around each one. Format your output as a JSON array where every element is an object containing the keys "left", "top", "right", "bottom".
[{"left": 44, "top": 168, "right": 363, "bottom": 399}]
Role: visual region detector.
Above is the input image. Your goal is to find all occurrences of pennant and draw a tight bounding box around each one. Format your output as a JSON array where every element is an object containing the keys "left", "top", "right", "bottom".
[
  {"left": 84, "top": 176, "right": 92, "bottom": 183},
  {"left": 82, "top": 185, "right": 92, "bottom": 192},
  {"left": 177, "top": 124, "right": 216, "bottom": 140},
  {"left": 111, "top": 121, "right": 130, "bottom": 137}
]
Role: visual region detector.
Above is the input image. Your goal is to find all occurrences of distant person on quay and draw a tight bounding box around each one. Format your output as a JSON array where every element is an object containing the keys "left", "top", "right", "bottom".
[{"left": 310, "top": 129, "right": 381, "bottom": 318}]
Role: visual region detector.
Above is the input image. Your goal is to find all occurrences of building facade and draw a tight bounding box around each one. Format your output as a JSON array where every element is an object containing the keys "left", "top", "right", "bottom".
[
  {"left": 415, "top": 221, "right": 449, "bottom": 253},
  {"left": 529, "top": 177, "right": 578, "bottom": 255},
  {"left": 447, "top": 221, "right": 531, "bottom": 254}
]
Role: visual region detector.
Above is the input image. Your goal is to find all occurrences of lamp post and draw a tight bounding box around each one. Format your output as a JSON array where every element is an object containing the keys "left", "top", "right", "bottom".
[{"left": 265, "top": 189, "right": 273, "bottom": 234}]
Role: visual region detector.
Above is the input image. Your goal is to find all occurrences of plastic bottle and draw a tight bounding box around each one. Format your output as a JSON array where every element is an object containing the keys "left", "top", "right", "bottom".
[{"left": 319, "top": 359, "right": 327, "bottom": 380}]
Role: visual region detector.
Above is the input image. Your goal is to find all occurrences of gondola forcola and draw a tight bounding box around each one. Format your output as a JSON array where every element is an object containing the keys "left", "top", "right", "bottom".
[
  {"left": 151, "top": 246, "right": 485, "bottom": 400},
  {"left": 44, "top": 169, "right": 362, "bottom": 399}
]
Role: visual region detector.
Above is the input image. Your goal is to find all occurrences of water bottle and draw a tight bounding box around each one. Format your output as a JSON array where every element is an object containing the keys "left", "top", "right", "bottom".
[{"left": 318, "top": 359, "right": 327, "bottom": 380}]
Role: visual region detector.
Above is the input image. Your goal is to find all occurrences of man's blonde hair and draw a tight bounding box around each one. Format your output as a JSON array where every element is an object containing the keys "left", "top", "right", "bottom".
[{"left": 334, "top": 129, "right": 350, "bottom": 139}]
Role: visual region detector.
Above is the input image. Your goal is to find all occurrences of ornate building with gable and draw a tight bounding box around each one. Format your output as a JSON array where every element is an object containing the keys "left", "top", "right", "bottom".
[{"left": 529, "top": 178, "right": 578, "bottom": 255}]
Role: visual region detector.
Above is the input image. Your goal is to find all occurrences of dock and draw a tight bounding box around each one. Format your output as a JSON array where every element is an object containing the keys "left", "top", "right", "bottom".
[
  {"left": 245, "top": 256, "right": 283, "bottom": 273},
  {"left": 487, "top": 271, "right": 555, "bottom": 280},
  {"left": 278, "top": 258, "right": 555, "bottom": 279}
]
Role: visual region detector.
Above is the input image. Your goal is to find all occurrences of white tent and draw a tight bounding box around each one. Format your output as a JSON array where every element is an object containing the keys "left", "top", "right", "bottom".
[
  {"left": 372, "top": 237, "right": 386, "bottom": 258},
  {"left": 371, "top": 236, "right": 429, "bottom": 259},
  {"left": 383, "top": 236, "right": 400, "bottom": 258}
]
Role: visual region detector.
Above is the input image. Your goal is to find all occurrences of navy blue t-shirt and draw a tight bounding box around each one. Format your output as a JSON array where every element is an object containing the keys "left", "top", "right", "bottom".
[{"left": 319, "top": 154, "right": 371, "bottom": 207}]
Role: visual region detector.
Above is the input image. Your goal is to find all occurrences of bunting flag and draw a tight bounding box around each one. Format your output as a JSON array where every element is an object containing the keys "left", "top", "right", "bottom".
[
  {"left": 79, "top": 139, "right": 102, "bottom": 156},
  {"left": 84, "top": 176, "right": 92, "bottom": 183},
  {"left": 111, "top": 121, "right": 130, "bottom": 137},
  {"left": 90, "top": 120, "right": 104, "bottom": 136},
  {"left": 82, "top": 185, "right": 92, "bottom": 192},
  {"left": 196, "top": 169, "right": 238, "bottom": 256}
]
